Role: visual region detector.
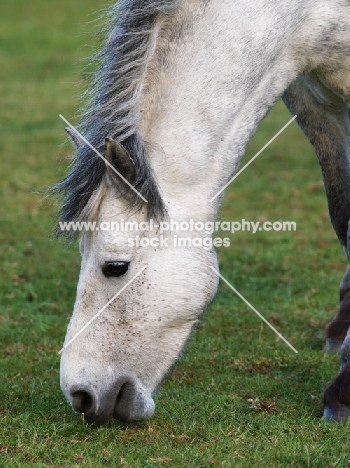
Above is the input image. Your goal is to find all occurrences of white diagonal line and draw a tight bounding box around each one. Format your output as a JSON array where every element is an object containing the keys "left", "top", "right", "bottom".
[
  {"left": 58, "top": 266, "right": 147, "bottom": 354},
  {"left": 59, "top": 114, "right": 148, "bottom": 203},
  {"left": 210, "top": 266, "right": 298, "bottom": 354},
  {"left": 210, "top": 115, "right": 297, "bottom": 202}
]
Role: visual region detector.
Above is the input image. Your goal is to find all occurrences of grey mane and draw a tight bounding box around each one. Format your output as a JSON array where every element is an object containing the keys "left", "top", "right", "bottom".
[{"left": 53, "top": 0, "right": 180, "bottom": 236}]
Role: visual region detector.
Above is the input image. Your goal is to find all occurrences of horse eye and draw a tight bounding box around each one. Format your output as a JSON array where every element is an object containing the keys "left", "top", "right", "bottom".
[{"left": 102, "top": 261, "right": 130, "bottom": 278}]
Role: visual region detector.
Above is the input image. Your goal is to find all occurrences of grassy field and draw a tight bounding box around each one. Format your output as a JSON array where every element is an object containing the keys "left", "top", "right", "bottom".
[{"left": 2, "top": 1, "right": 350, "bottom": 466}]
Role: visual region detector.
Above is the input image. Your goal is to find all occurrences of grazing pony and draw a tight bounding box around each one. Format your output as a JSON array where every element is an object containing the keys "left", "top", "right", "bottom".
[{"left": 55, "top": 0, "right": 350, "bottom": 424}]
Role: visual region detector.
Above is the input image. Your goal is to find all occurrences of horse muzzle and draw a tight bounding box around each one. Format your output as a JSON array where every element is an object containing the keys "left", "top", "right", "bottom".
[{"left": 62, "top": 376, "right": 155, "bottom": 425}]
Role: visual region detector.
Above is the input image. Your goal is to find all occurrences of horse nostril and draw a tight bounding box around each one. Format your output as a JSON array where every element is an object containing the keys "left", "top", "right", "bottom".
[
  {"left": 71, "top": 391, "right": 94, "bottom": 414},
  {"left": 116, "top": 383, "right": 128, "bottom": 403},
  {"left": 113, "top": 380, "right": 155, "bottom": 422}
]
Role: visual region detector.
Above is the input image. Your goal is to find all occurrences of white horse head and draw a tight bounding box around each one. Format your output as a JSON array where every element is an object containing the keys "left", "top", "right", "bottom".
[{"left": 59, "top": 133, "right": 219, "bottom": 423}]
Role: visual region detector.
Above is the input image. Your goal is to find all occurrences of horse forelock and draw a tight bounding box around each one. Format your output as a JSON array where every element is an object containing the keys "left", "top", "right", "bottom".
[{"left": 53, "top": 0, "right": 181, "bottom": 237}]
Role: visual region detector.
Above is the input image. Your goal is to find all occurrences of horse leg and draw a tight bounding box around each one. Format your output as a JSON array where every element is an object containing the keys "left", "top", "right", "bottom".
[
  {"left": 283, "top": 74, "right": 350, "bottom": 421},
  {"left": 326, "top": 262, "right": 350, "bottom": 352},
  {"left": 283, "top": 74, "right": 350, "bottom": 352},
  {"left": 323, "top": 225, "right": 350, "bottom": 421},
  {"left": 323, "top": 324, "right": 350, "bottom": 421}
]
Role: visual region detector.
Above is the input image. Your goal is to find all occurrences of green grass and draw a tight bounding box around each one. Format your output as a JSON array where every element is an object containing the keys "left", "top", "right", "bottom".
[{"left": 1, "top": 1, "right": 350, "bottom": 466}]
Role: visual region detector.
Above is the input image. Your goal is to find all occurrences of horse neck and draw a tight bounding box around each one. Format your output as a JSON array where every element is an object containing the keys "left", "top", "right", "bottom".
[{"left": 138, "top": 0, "right": 322, "bottom": 222}]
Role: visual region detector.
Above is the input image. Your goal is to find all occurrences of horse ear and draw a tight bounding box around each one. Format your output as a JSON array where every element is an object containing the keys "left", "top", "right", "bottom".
[
  {"left": 65, "top": 127, "right": 84, "bottom": 148},
  {"left": 105, "top": 138, "right": 135, "bottom": 183}
]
